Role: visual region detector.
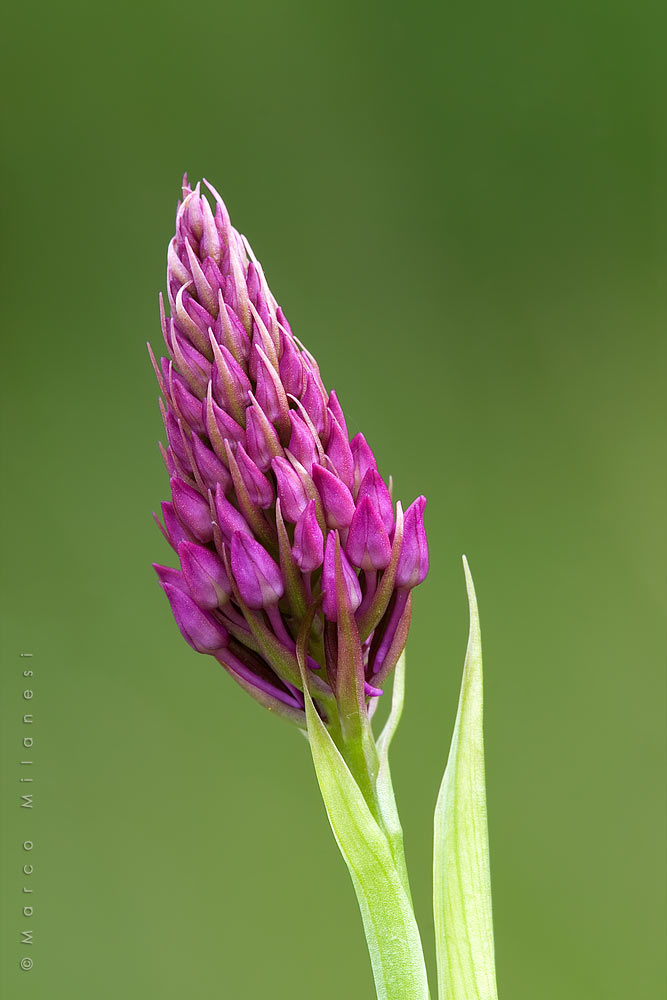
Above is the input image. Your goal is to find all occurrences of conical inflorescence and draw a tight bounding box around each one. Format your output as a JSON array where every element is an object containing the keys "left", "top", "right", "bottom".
[{"left": 151, "top": 176, "right": 428, "bottom": 728}]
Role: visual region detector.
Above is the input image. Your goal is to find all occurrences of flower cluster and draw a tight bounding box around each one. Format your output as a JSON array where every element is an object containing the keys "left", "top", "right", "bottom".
[{"left": 151, "top": 177, "right": 428, "bottom": 726}]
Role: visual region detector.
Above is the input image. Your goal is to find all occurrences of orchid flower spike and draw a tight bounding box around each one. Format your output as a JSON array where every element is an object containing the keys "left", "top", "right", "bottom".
[{"left": 150, "top": 176, "right": 429, "bottom": 728}]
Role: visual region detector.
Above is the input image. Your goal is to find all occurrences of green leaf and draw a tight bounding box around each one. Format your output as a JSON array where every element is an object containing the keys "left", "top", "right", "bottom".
[
  {"left": 375, "top": 652, "right": 412, "bottom": 899},
  {"left": 297, "top": 645, "right": 430, "bottom": 1000},
  {"left": 433, "top": 557, "right": 499, "bottom": 1000}
]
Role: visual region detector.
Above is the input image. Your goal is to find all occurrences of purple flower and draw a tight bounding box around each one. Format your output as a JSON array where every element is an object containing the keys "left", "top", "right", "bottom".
[
  {"left": 230, "top": 532, "right": 284, "bottom": 609},
  {"left": 271, "top": 456, "right": 309, "bottom": 523},
  {"left": 178, "top": 541, "right": 231, "bottom": 610},
  {"left": 151, "top": 176, "right": 428, "bottom": 726},
  {"left": 346, "top": 496, "right": 392, "bottom": 571},
  {"left": 396, "top": 496, "right": 429, "bottom": 588},
  {"left": 312, "top": 464, "right": 356, "bottom": 530},
  {"left": 322, "top": 530, "right": 363, "bottom": 621},
  {"left": 292, "top": 500, "right": 324, "bottom": 573},
  {"left": 159, "top": 582, "right": 229, "bottom": 653}
]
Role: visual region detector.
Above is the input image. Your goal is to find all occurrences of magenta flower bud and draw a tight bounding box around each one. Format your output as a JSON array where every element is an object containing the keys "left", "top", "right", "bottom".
[
  {"left": 272, "top": 456, "right": 309, "bottom": 523},
  {"left": 279, "top": 328, "right": 304, "bottom": 396},
  {"left": 168, "top": 288, "right": 213, "bottom": 375},
  {"left": 161, "top": 582, "right": 229, "bottom": 653},
  {"left": 168, "top": 239, "right": 191, "bottom": 289},
  {"left": 254, "top": 346, "right": 290, "bottom": 439},
  {"left": 231, "top": 532, "right": 284, "bottom": 609},
  {"left": 346, "top": 496, "right": 392, "bottom": 571},
  {"left": 199, "top": 192, "right": 222, "bottom": 255},
  {"left": 156, "top": 501, "right": 196, "bottom": 550},
  {"left": 214, "top": 484, "right": 250, "bottom": 543},
  {"left": 184, "top": 241, "right": 218, "bottom": 316},
  {"left": 301, "top": 369, "right": 328, "bottom": 436},
  {"left": 322, "top": 530, "right": 362, "bottom": 621},
  {"left": 350, "top": 433, "right": 377, "bottom": 496},
  {"left": 276, "top": 304, "right": 292, "bottom": 336},
  {"left": 312, "top": 464, "right": 355, "bottom": 529},
  {"left": 210, "top": 336, "right": 251, "bottom": 420},
  {"left": 171, "top": 476, "right": 213, "bottom": 543},
  {"left": 234, "top": 444, "right": 274, "bottom": 509},
  {"left": 213, "top": 298, "right": 250, "bottom": 365},
  {"left": 153, "top": 563, "right": 189, "bottom": 593},
  {"left": 179, "top": 541, "right": 231, "bottom": 610},
  {"left": 245, "top": 396, "right": 282, "bottom": 471},
  {"left": 202, "top": 257, "right": 224, "bottom": 297},
  {"left": 171, "top": 376, "right": 206, "bottom": 435},
  {"left": 165, "top": 410, "right": 189, "bottom": 464},
  {"left": 327, "top": 390, "right": 348, "bottom": 440},
  {"left": 180, "top": 189, "right": 204, "bottom": 239},
  {"left": 172, "top": 338, "right": 211, "bottom": 395},
  {"left": 288, "top": 410, "right": 320, "bottom": 474},
  {"left": 177, "top": 288, "right": 215, "bottom": 352},
  {"left": 162, "top": 307, "right": 207, "bottom": 385},
  {"left": 326, "top": 416, "right": 354, "bottom": 490},
  {"left": 357, "top": 469, "right": 394, "bottom": 535},
  {"left": 396, "top": 496, "right": 429, "bottom": 588},
  {"left": 204, "top": 388, "right": 245, "bottom": 458},
  {"left": 246, "top": 260, "right": 262, "bottom": 307},
  {"left": 190, "top": 433, "right": 232, "bottom": 493},
  {"left": 292, "top": 500, "right": 324, "bottom": 572}
]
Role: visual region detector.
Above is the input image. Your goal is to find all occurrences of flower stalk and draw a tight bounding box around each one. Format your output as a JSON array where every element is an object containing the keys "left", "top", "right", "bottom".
[{"left": 297, "top": 634, "right": 430, "bottom": 1000}]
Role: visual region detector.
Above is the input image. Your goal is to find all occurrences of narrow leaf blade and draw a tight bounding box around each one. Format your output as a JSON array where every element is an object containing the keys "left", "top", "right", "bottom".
[
  {"left": 433, "top": 557, "right": 498, "bottom": 1000},
  {"left": 375, "top": 652, "right": 412, "bottom": 898}
]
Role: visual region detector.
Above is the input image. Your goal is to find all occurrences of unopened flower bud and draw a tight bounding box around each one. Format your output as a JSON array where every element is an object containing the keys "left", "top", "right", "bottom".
[
  {"left": 214, "top": 485, "right": 250, "bottom": 543},
  {"left": 234, "top": 444, "right": 274, "bottom": 509},
  {"left": 292, "top": 500, "right": 324, "bottom": 573},
  {"left": 272, "top": 456, "right": 309, "bottom": 524},
  {"left": 346, "top": 496, "right": 392, "bottom": 571},
  {"left": 161, "top": 582, "right": 229, "bottom": 653},
  {"left": 312, "top": 464, "right": 355, "bottom": 530},
  {"left": 231, "top": 531, "right": 284, "bottom": 609},
  {"left": 350, "top": 433, "right": 377, "bottom": 496},
  {"left": 357, "top": 469, "right": 394, "bottom": 535},
  {"left": 171, "top": 476, "right": 214, "bottom": 543},
  {"left": 396, "top": 496, "right": 429, "bottom": 589},
  {"left": 179, "top": 541, "right": 231, "bottom": 610},
  {"left": 322, "top": 530, "right": 362, "bottom": 621}
]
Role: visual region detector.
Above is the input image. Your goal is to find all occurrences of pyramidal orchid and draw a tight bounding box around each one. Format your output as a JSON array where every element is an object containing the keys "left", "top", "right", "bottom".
[{"left": 150, "top": 177, "right": 499, "bottom": 1000}]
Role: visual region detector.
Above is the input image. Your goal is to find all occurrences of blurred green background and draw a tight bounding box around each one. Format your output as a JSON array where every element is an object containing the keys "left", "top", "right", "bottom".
[{"left": 1, "top": 1, "right": 664, "bottom": 997}]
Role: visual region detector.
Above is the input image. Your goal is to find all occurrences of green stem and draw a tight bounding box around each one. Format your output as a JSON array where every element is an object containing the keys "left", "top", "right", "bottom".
[
  {"left": 301, "top": 668, "right": 430, "bottom": 999},
  {"left": 338, "top": 715, "right": 414, "bottom": 904}
]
